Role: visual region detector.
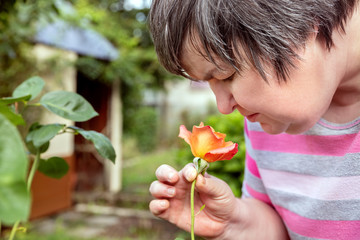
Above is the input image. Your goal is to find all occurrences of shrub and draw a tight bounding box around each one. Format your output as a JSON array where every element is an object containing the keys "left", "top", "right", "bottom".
[{"left": 131, "top": 106, "right": 158, "bottom": 152}]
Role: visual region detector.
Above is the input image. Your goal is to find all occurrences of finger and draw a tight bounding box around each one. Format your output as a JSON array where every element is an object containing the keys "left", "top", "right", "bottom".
[
  {"left": 155, "top": 164, "right": 179, "bottom": 184},
  {"left": 149, "top": 180, "right": 176, "bottom": 198},
  {"left": 195, "top": 174, "right": 231, "bottom": 198},
  {"left": 180, "top": 163, "right": 197, "bottom": 182},
  {"left": 149, "top": 199, "right": 169, "bottom": 216}
]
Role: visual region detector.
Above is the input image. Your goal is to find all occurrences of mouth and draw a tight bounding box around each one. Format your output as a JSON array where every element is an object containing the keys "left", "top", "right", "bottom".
[{"left": 246, "top": 113, "right": 259, "bottom": 122}]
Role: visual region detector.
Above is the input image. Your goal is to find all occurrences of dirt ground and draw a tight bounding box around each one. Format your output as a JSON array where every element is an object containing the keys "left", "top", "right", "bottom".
[{"left": 29, "top": 191, "right": 193, "bottom": 240}]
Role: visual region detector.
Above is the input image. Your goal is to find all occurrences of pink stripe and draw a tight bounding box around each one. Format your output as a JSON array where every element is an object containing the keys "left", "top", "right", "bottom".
[
  {"left": 248, "top": 130, "right": 359, "bottom": 156},
  {"left": 276, "top": 205, "right": 360, "bottom": 240},
  {"left": 261, "top": 169, "right": 360, "bottom": 201},
  {"left": 244, "top": 119, "right": 249, "bottom": 136},
  {"left": 246, "top": 153, "right": 261, "bottom": 178},
  {"left": 245, "top": 183, "right": 272, "bottom": 205}
]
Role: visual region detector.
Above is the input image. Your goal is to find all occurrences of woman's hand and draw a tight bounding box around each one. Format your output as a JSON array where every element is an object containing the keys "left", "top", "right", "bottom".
[{"left": 149, "top": 163, "right": 241, "bottom": 238}]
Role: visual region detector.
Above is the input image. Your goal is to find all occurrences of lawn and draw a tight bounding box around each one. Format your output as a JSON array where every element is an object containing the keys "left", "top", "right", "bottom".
[
  {"left": 2, "top": 148, "right": 195, "bottom": 240},
  {"left": 122, "top": 147, "right": 183, "bottom": 194}
]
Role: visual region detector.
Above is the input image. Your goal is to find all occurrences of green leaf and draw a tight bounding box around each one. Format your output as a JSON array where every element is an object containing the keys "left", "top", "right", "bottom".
[
  {"left": 12, "top": 76, "right": 45, "bottom": 100},
  {"left": 0, "top": 182, "right": 30, "bottom": 225},
  {"left": 0, "top": 113, "right": 30, "bottom": 224},
  {"left": 26, "top": 123, "right": 65, "bottom": 148},
  {"left": 195, "top": 204, "right": 206, "bottom": 216},
  {"left": 70, "top": 126, "right": 116, "bottom": 163},
  {"left": 0, "top": 95, "right": 31, "bottom": 104},
  {"left": 0, "top": 104, "right": 25, "bottom": 125},
  {"left": 25, "top": 140, "right": 50, "bottom": 155},
  {"left": 25, "top": 123, "right": 50, "bottom": 154},
  {"left": 40, "top": 91, "right": 98, "bottom": 122},
  {"left": 38, "top": 157, "right": 69, "bottom": 179}
]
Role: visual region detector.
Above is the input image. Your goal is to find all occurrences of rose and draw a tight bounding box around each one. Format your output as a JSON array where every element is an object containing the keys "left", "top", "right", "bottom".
[
  {"left": 178, "top": 122, "right": 238, "bottom": 240},
  {"left": 179, "top": 122, "right": 238, "bottom": 163}
]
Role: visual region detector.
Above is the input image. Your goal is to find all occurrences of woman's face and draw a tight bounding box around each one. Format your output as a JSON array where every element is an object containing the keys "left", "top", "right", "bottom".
[{"left": 180, "top": 36, "right": 345, "bottom": 134}]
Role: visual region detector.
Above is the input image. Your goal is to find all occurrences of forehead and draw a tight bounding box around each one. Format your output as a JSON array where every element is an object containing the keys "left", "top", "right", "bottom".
[
  {"left": 181, "top": 45, "right": 234, "bottom": 81},
  {"left": 180, "top": 35, "right": 234, "bottom": 80}
]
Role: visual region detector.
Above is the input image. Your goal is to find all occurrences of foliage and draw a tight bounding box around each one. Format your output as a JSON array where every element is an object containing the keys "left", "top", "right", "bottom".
[
  {"left": 0, "top": 0, "right": 59, "bottom": 96},
  {"left": 69, "top": 0, "right": 173, "bottom": 148},
  {"left": 0, "top": 77, "right": 115, "bottom": 239},
  {"left": 0, "top": 114, "right": 30, "bottom": 225},
  {"left": 1, "top": 0, "right": 176, "bottom": 153},
  {"left": 176, "top": 112, "right": 246, "bottom": 197},
  {"left": 122, "top": 148, "right": 181, "bottom": 194},
  {"left": 129, "top": 106, "right": 158, "bottom": 153}
]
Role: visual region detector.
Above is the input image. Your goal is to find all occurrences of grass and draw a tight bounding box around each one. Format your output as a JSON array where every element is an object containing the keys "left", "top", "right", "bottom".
[
  {"left": 122, "top": 147, "right": 182, "bottom": 193},
  {"left": 1, "top": 147, "right": 189, "bottom": 240}
]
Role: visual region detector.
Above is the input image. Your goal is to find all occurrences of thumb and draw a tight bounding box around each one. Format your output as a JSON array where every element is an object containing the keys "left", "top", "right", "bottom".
[{"left": 195, "top": 173, "right": 233, "bottom": 199}]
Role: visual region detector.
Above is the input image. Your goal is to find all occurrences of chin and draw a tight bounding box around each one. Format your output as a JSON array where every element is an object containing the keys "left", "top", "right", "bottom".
[
  {"left": 260, "top": 122, "right": 288, "bottom": 135},
  {"left": 260, "top": 118, "right": 317, "bottom": 135}
]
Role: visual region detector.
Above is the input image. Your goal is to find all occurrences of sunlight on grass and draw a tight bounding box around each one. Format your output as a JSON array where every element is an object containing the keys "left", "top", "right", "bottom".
[{"left": 122, "top": 148, "right": 181, "bottom": 192}]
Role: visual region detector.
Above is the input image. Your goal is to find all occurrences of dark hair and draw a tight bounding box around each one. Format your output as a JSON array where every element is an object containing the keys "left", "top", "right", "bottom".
[{"left": 148, "top": 0, "right": 359, "bottom": 81}]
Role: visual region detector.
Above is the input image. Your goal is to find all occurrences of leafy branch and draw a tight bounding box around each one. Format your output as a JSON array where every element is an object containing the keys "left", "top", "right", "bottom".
[{"left": 0, "top": 76, "right": 116, "bottom": 239}]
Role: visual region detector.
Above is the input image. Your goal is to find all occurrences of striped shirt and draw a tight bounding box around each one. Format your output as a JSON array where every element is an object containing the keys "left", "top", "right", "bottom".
[{"left": 242, "top": 118, "right": 360, "bottom": 240}]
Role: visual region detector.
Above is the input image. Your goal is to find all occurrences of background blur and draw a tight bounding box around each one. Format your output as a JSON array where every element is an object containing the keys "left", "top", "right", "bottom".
[{"left": 0, "top": 0, "right": 245, "bottom": 239}]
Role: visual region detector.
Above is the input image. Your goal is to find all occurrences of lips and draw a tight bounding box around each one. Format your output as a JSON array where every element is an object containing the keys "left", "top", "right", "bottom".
[{"left": 246, "top": 113, "right": 259, "bottom": 122}]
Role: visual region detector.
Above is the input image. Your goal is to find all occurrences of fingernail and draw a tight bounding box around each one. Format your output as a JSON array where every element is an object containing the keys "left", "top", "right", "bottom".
[
  {"left": 168, "top": 172, "right": 174, "bottom": 181},
  {"left": 186, "top": 169, "right": 196, "bottom": 181},
  {"left": 167, "top": 188, "right": 175, "bottom": 196},
  {"left": 160, "top": 200, "right": 167, "bottom": 207}
]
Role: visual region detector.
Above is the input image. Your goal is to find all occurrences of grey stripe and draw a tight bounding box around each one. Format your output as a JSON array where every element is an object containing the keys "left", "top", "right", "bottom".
[
  {"left": 268, "top": 189, "right": 360, "bottom": 221},
  {"left": 246, "top": 121, "right": 263, "bottom": 132},
  {"left": 253, "top": 150, "right": 360, "bottom": 177},
  {"left": 241, "top": 183, "right": 251, "bottom": 198},
  {"left": 310, "top": 118, "right": 360, "bottom": 135},
  {"left": 245, "top": 134, "right": 360, "bottom": 177},
  {"left": 243, "top": 166, "right": 267, "bottom": 194},
  {"left": 287, "top": 229, "right": 321, "bottom": 240}
]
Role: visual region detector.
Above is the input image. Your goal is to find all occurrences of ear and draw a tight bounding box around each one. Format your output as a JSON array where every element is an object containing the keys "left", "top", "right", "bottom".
[
  {"left": 307, "top": 25, "right": 328, "bottom": 51},
  {"left": 311, "top": 25, "right": 319, "bottom": 42}
]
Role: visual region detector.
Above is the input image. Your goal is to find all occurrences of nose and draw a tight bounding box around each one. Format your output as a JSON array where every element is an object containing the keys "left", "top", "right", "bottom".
[{"left": 209, "top": 80, "right": 237, "bottom": 114}]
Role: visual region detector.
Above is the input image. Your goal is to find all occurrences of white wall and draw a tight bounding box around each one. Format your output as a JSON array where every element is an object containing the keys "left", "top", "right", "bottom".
[
  {"left": 166, "top": 80, "right": 216, "bottom": 123},
  {"left": 33, "top": 44, "right": 77, "bottom": 158},
  {"left": 144, "top": 79, "right": 217, "bottom": 139}
]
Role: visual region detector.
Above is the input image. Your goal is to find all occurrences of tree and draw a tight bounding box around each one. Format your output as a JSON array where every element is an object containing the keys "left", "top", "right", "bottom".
[
  {"left": 71, "top": 0, "right": 174, "bottom": 148},
  {"left": 0, "top": 0, "right": 59, "bottom": 96}
]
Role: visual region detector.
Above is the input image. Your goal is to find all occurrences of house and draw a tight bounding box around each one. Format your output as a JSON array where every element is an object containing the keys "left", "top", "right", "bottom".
[
  {"left": 30, "top": 21, "right": 121, "bottom": 219},
  {"left": 143, "top": 80, "right": 217, "bottom": 142}
]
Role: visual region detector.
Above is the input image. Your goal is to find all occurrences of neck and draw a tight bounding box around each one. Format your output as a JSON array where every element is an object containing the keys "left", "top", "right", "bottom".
[
  {"left": 342, "top": 6, "right": 360, "bottom": 86},
  {"left": 323, "top": 7, "right": 360, "bottom": 123}
]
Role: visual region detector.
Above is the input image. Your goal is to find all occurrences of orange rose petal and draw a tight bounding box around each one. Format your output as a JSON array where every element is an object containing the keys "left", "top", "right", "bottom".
[
  {"left": 191, "top": 126, "right": 224, "bottom": 158},
  {"left": 178, "top": 125, "right": 191, "bottom": 145},
  {"left": 214, "top": 131, "right": 226, "bottom": 139},
  {"left": 204, "top": 143, "right": 239, "bottom": 162},
  {"left": 179, "top": 123, "right": 239, "bottom": 163}
]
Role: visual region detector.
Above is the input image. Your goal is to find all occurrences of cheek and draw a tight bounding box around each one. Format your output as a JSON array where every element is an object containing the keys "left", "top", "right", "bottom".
[
  {"left": 256, "top": 90, "right": 325, "bottom": 128},
  {"left": 278, "top": 99, "right": 327, "bottom": 133},
  {"left": 276, "top": 100, "right": 322, "bottom": 123}
]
